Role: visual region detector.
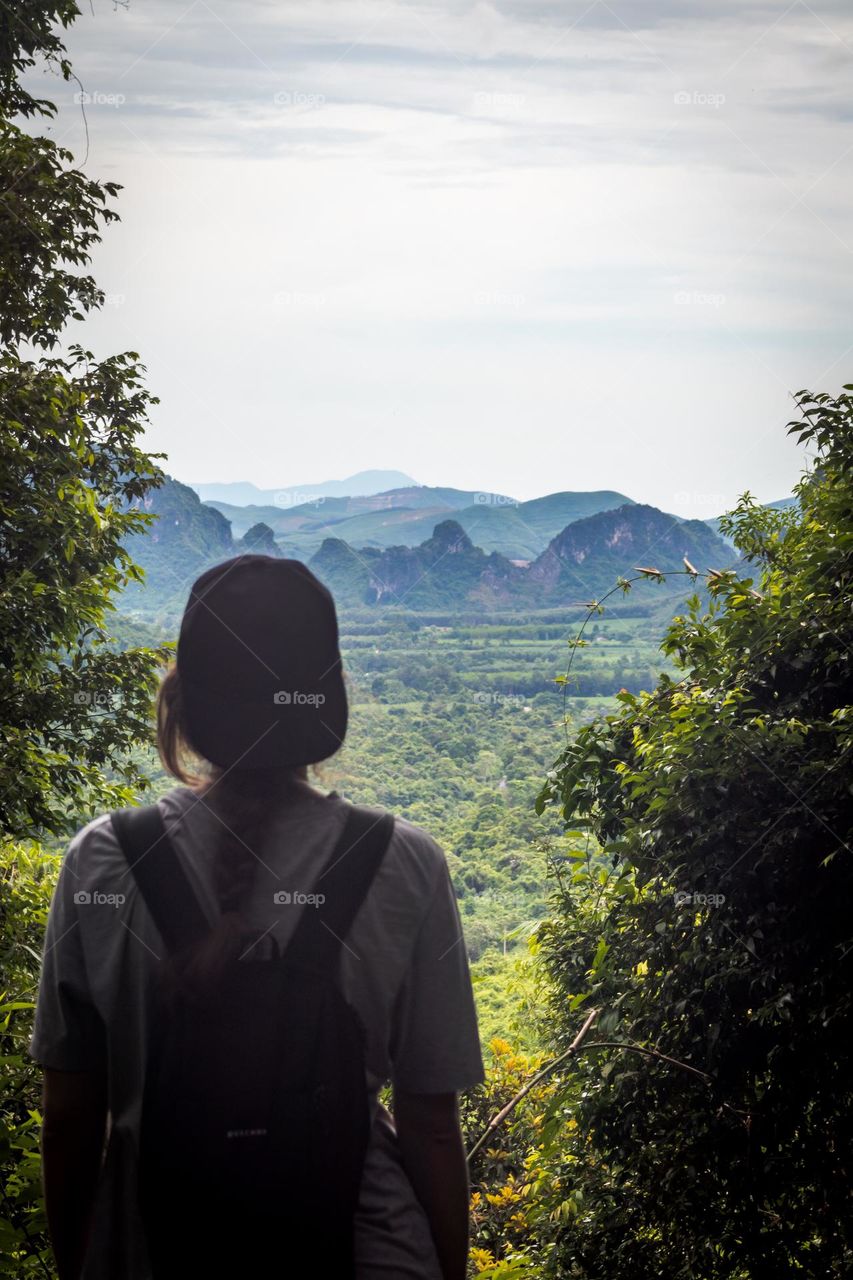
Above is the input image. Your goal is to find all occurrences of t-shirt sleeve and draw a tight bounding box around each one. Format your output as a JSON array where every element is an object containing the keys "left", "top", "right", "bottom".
[
  {"left": 389, "top": 852, "right": 485, "bottom": 1093},
  {"left": 28, "top": 838, "right": 107, "bottom": 1072}
]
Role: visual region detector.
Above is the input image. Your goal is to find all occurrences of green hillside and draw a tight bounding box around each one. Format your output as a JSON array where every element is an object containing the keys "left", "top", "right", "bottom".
[
  {"left": 121, "top": 477, "right": 232, "bottom": 620},
  {"left": 277, "top": 504, "right": 456, "bottom": 553}
]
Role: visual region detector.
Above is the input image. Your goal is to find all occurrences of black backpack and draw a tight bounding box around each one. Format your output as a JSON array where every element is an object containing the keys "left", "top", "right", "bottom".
[{"left": 110, "top": 799, "right": 395, "bottom": 1280}]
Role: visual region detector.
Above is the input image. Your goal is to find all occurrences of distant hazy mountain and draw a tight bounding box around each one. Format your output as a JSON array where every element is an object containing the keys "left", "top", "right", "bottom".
[
  {"left": 207, "top": 486, "right": 633, "bottom": 560},
  {"left": 188, "top": 470, "right": 419, "bottom": 506},
  {"left": 203, "top": 485, "right": 520, "bottom": 538}
]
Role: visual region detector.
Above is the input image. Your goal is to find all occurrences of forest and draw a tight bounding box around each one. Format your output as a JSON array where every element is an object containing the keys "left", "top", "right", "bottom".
[{"left": 2, "top": 5, "right": 852, "bottom": 1278}]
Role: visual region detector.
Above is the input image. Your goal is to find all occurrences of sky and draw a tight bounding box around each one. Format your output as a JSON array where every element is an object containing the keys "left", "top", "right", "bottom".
[{"left": 29, "top": 0, "right": 853, "bottom": 516}]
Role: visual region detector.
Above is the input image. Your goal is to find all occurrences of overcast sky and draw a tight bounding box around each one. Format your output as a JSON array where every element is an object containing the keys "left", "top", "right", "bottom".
[{"left": 31, "top": 0, "right": 853, "bottom": 514}]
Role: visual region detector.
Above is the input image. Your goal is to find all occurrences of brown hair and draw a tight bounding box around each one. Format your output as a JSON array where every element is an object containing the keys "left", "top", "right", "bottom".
[{"left": 154, "top": 662, "right": 315, "bottom": 996}]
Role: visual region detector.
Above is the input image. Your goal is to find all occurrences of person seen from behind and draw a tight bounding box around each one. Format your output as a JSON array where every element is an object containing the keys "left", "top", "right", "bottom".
[{"left": 29, "top": 554, "right": 485, "bottom": 1279}]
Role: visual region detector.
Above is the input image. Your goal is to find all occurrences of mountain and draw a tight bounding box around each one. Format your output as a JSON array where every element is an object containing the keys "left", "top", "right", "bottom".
[
  {"left": 454, "top": 490, "right": 635, "bottom": 561},
  {"left": 206, "top": 487, "right": 634, "bottom": 560},
  {"left": 529, "top": 504, "right": 734, "bottom": 601},
  {"left": 309, "top": 519, "right": 525, "bottom": 610},
  {"left": 307, "top": 504, "right": 735, "bottom": 610},
  {"left": 238, "top": 522, "right": 279, "bottom": 555},
  {"left": 188, "top": 470, "right": 418, "bottom": 506},
  {"left": 121, "top": 477, "right": 233, "bottom": 613}
]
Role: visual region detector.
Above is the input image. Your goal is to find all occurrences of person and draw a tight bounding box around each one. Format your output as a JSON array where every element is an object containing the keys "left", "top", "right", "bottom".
[{"left": 29, "top": 554, "right": 484, "bottom": 1280}]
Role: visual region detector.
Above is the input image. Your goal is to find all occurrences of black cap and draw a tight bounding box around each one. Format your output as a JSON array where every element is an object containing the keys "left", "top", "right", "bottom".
[{"left": 176, "top": 555, "right": 348, "bottom": 770}]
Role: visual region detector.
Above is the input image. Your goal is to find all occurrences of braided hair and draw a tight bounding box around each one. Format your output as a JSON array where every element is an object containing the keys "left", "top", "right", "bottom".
[{"left": 155, "top": 662, "right": 316, "bottom": 996}]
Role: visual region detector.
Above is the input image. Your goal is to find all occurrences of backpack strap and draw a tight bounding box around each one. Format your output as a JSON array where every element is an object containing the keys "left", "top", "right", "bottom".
[
  {"left": 111, "top": 800, "right": 394, "bottom": 970},
  {"left": 286, "top": 803, "right": 395, "bottom": 971},
  {"left": 110, "top": 804, "right": 210, "bottom": 957}
]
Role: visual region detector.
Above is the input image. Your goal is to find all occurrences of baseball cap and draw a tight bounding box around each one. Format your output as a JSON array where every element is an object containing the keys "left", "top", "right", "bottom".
[{"left": 176, "top": 554, "right": 348, "bottom": 769}]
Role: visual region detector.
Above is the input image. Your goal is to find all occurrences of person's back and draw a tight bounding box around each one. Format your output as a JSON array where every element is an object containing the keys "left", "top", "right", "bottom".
[{"left": 29, "top": 555, "right": 484, "bottom": 1280}]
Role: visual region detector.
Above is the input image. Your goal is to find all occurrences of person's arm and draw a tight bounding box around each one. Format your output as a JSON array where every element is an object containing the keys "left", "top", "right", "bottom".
[
  {"left": 41, "top": 1066, "right": 108, "bottom": 1280},
  {"left": 393, "top": 1089, "right": 470, "bottom": 1280}
]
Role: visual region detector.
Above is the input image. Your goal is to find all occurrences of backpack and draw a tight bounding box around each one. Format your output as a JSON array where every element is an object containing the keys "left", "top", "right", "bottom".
[{"left": 110, "top": 799, "right": 395, "bottom": 1280}]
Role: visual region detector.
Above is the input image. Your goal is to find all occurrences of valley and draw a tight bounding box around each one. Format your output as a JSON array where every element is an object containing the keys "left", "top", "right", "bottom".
[{"left": 116, "top": 472, "right": 719, "bottom": 1049}]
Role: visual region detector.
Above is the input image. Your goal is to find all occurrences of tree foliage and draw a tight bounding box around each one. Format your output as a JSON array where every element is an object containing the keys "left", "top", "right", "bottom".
[
  {"left": 1, "top": 5, "right": 167, "bottom": 1271},
  {"left": 0, "top": 0, "right": 169, "bottom": 837},
  {"left": 532, "top": 387, "right": 853, "bottom": 1278}
]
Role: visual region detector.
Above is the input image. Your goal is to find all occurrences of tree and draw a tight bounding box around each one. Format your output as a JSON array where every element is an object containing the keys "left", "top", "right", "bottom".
[
  {"left": 1, "top": 5, "right": 167, "bottom": 1271},
  {"left": 0, "top": 0, "right": 169, "bottom": 835},
  {"left": 531, "top": 388, "right": 853, "bottom": 1277}
]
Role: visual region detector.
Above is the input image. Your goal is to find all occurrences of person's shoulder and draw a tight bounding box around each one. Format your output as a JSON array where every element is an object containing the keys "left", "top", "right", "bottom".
[
  {"left": 388, "top": 812, "right": 445, "bottom": 862},
  {"left": 67, "top": 787, "right": 188, "bottom": 880},
  {"left": 378, "top": 810, "right": 447, "bottom": 898},
  {"left": 63, "top": 811, "right": 115, "bottom": 871}
]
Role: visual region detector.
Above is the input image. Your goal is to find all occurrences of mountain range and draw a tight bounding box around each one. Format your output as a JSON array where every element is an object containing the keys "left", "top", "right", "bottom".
[
  {"left": 203, "top": 486, "right": 637, "bottom": 561},
  {"left": 121, "top": 476, "right": 738, "bottom": 619},
  {"left": 312, "top": 507, "right": 731, "bottom": 610}
]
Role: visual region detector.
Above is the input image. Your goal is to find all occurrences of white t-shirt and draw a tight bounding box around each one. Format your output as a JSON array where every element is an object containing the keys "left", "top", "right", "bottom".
[{"left": 29, "top": 784, "right": 485, "bottom": 1279}]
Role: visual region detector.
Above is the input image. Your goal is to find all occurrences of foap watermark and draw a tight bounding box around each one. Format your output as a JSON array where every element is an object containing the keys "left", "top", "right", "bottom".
[
  {"left": 273, "top": 890, "right": 325, "bottom": 907},
  {"left": 474, "top": 289, "right": 525, "bottom": 308},
  {"left": 674, "top": 891, "right": 726, "bottom": 908},
  {"left": 674, "top": 290, "right": 725, "bottom": 308},
  {"left": 273, "top": 690, "right": 326, "bottom": 706},
  {"left": 274, "top": 489, "right": 325, "bottom": 508},
  {"left": 472, "top": 90, "right": 526, "bottom": 113},
  {"left": 273, "top": 90, "right": 325, "bottom": 111},
  {"left": 273, "top": 290, "right": 327, "bottom": 311},
  {"left": 74, "top": 889, "right": 126, "bottom": 907},
  {"left": 673, "top": 489, "right": 728, "bottom": 512},
  {"left": 673, "top": 90, "right": 725, "bottom": 109},
  {"left": 74, "top": 690, "right": 120, "bottom": 708},
  {"left": 473, "top": 492, "right": 519, "bottom": 506},
  {"left": 471, "top": 691, "right": 527, "bottom": 707},
  {"left": 74, "top": 89, "right": 125, "bottom": 107}
]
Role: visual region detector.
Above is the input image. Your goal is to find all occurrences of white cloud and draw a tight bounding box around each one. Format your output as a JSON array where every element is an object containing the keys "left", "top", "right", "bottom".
[{"left": 22, "top": 0, "right": 853, "bottom": 513}]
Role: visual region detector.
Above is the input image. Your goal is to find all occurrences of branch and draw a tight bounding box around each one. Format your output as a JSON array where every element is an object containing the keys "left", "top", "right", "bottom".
[
  {"left": 466, "top": 1008, "right": 599, "bottom": 1163},
  {"left": 580, "top": 1039, "right": 712, "bottom": 1084},
  {"left": 467, "top": 1018, "right": 753, "bottom": 1162},
  {"left": 579, "top": 1040, "right": 752, "bottom": 1123}
]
